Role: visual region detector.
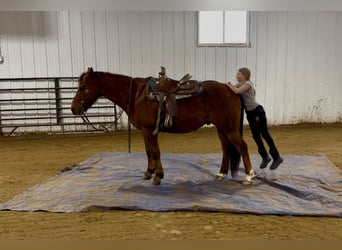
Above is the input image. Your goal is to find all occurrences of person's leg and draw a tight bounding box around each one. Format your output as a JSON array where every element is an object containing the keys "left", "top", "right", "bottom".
[
  {"left": 247, "top": 111, "right": 271, "bottom": 169},
  {"left": 257, "top": 106, "right": 283, "bottom": 170}
]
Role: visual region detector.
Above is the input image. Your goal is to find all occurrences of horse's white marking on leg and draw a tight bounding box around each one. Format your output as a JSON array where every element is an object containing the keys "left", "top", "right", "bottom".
[
  {"left": 242, "top": 169, "right": 256, "bottom": 185},
  {"left": 216, "top": 173, "right": 225, "bottom": 178}
]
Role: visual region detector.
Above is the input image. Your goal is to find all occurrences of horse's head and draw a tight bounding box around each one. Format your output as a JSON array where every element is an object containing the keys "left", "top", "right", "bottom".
[{"left": 71, "top": 67, "right": 102, "bottom": 115}]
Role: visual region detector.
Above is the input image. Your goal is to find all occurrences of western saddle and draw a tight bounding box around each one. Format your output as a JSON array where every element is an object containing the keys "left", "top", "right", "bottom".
[{"left": 146, "top": 66, "right": 204, "bottom": 135}]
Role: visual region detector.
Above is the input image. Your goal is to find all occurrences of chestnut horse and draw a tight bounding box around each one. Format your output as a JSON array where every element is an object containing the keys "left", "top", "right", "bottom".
[{"left": 71, "top": 67, "right": 255, "bottom": 185}]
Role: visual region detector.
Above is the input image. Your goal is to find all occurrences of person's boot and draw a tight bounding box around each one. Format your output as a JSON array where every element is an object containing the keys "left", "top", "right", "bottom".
[
  {"left": 270, "top": 156, "right": 284, "bottom": 170},
  {"left": 259, "top": 156, "right": 271, "bottom": 169}
]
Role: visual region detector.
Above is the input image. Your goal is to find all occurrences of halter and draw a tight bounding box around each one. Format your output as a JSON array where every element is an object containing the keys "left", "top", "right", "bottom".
[{"left": 78, "top": 86, "right": 110, "bottom": 132}]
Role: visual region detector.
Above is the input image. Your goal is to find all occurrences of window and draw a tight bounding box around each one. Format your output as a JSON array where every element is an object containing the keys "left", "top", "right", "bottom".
[{"left": 198, "top": 11, "right": 250, "bottom": 46}]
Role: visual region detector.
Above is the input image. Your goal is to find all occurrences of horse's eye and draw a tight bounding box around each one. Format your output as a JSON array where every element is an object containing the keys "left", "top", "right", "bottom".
[{"left": 79, "top": 84, "right": 89, "bottom": 94}]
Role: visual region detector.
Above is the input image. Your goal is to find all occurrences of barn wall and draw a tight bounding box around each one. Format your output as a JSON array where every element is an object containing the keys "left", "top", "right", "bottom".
[{"left": 0, "top": 11, "right": 342, "bottom": 127}]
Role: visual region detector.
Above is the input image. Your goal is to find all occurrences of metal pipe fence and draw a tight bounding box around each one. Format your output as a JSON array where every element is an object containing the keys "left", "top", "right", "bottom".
[{"left": 0, "top": 77, "right": 124, "bottom": 136}]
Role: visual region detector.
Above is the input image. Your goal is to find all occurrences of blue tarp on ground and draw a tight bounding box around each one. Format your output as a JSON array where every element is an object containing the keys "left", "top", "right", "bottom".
[{"left": 0, "top": 152, "right": 341, "bottom": 216}]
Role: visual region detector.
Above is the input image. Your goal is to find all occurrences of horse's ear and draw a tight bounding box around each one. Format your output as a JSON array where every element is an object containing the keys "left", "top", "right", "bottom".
[{"left": 87, "top": 67, "right": 94, "bottom": 75}]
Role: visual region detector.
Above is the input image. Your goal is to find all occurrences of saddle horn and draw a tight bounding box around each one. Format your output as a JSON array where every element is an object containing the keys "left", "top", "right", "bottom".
[
  {"left": 159, "top": 66, "right": 166, "bottom": 76},
  {"left": 159, "top": 66, "right": 167, "bottom": 87}
]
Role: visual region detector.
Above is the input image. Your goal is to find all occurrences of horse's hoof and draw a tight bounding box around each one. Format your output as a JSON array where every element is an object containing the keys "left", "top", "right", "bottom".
[
  {"left": 242, "top": 180, "right": 253, "bottom": 186},
  {"left": 242, "top": 170, "right": 256, "bottom": 186},
  {"left": 214, "top": 175, "right": 224, "bottom": 182},
  {"left": 152, "top": 178, "right": 161, "bottom": 185},
  {"left": 143, "top": 172, "right": 153, "bottom": 180}
]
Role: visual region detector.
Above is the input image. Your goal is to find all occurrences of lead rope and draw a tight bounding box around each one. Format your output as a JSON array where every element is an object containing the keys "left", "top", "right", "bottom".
[
  {"left": 81, "top": 113, "right": 110, "bottom": 132},
  {"left": 127, "top": 78, "right": 133, "bottom": 153}
]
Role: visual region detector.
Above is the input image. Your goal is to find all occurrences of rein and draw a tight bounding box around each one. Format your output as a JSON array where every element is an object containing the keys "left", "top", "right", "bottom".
[
  {"left": 81, "top": 113, "right": 110, "bottom": 132},
  {"left": 127, "top": 78, "right": 134, "bottom": 153}
]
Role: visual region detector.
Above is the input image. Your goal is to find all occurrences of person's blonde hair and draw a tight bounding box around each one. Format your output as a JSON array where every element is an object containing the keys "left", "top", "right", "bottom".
[{"left": 238, "top": 67, "right": 251, "bottom": 81}]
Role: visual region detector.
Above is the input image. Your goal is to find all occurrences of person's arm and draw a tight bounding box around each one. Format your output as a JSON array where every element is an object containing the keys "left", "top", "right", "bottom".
[{"left": 225, "top": 82, "right": 251, "bottom": 94}]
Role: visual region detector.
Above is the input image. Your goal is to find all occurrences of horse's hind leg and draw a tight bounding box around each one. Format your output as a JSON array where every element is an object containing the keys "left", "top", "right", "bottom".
[
  {"left": 215, "top": 129, "right": 230, "bottom": 181},
  {"left": 226, "top": 130, "right": 255, "bottom": 185}
]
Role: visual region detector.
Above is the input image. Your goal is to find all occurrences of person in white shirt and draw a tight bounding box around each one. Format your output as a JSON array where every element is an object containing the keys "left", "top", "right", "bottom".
[{"left": 226, "top": 67, "right": 283, "bottom": 170}]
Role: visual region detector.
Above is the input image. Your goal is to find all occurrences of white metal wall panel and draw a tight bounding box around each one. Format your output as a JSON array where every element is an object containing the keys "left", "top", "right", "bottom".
[
  {"left": 117, "top": 12, "right": 131, "bottom": 75},
  {"left": 6, "top": 13, "right": 23, "bottom": 78},
  {"left": 237, "top": 48, "right": 247, "bottom": 72},
  {"left": 94, "top": 12, "right": 109, "bottom": 72},
  {"left": 1, "top": 11, "right": 342, "bottom": 127},
  {"left": 205, "top": 48, "right": 216, "bottom": 80},
  {"left": 318, "top": 12, "right": 336, "bottom": 123},
  {"left": 297, "top": 12, "right": 314, "bottom": 123},
  {"left": 226, "top": 48, "right": 237, "bottom": 83},
  {"left": 130, "top": 12, "right": 144, "bottom": 77},
  {"left": 246, "top": 12, "right": 257, "bottom": 83},
  {"left": 82, "top": 12, "right": 97, "bottom": 70},
  {"left": 215, "top": 48, "right": 226, "bottom": 82},
  {"left": 141, "top": 12, "right": 153, "bottom": 76},
  {"left": 273, "top": 12, "right": 287, "bottom": 124},
  {"left": 264, "top": 12, "right": 278, "bottom": 124},
  {"left": 57, "top": 11, "right": 73, "bottom": 77},
  {"left": 0, "top": 13, "right": 10, "bottom": 78},
  {"left": 194, "top": 47, "right": 206, "bottom": 81},
  {"left": 105, "top": 12, "right": 120, "bottom": 73},
  {"left": 69, "top": 11, "right": 84, "bottom": 76},
  {"left": 173, "top": 12, "right": 185, "bottom": 80},
  {"left": 150, "top": 12, "right": 163, "bottom": 75},
  {"left": 161, "top": 12, "right": 174, "bottom": 77},
  {"left": 255, "top": 12, "right": 268, "bottom": 109},
  {"left": 45, "top": 12, "right": 60, "bottom": 77},
  {"left": 281, "top": 12, "right": 291, "bottom": 123},
  {"left": 184, "top": 12, "right": 195, "bottom": 78},
  {"left": 334, "top": 13, "right": 342, "bottom": 121},
  {"left": 32, "top": 12, "right": 48, "bottom": 77},
  {"left": 19, "top": 13, "right": 35, "bottom": 78}
]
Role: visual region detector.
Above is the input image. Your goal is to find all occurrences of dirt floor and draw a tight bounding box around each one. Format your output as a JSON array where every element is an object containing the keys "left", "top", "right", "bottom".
[{"left": 0, "top": 123, "right": 341, "bottom": 239}]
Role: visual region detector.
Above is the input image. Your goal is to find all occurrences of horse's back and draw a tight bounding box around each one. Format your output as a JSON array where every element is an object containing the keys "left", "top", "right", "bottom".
[
  {"left": 201, "top": 81, "right": 242, "bottom": 129},
  {"left": 202, "top": 80, "right": 241, "bottom": 106}
]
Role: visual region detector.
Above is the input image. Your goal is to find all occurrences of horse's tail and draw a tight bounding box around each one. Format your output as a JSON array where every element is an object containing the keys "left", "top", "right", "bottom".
[
  {"left": 228, "top": 139, "right": 241, "bottom": 178},
  {"left": 229, "top": 96, "right": 244, "bottom": 177}
]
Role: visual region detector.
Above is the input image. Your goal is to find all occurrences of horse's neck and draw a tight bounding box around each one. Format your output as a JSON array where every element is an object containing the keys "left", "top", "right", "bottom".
[{"left": 99, "top": 74, "right": 133, "bottom": 113}]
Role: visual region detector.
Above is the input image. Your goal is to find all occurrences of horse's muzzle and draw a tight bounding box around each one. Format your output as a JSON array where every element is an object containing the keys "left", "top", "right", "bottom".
[
  {"left": 71, "top": 100, "right": 86, "bottom": 115},
  {"left": 71, "top": 104, "right": 84, "bottom": 115},
  {"left": 71, "top": 106, "right": 79, "bottom": 115}
]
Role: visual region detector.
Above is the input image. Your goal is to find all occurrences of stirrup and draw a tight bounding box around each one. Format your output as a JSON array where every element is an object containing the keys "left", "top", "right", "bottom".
[{"left": 164, "top": 114, "right": 173, "bottom": 128}]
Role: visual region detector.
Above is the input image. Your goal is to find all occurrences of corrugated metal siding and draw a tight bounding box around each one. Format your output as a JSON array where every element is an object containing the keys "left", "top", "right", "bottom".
[{"left": 0, "top": 11, "right": 342, "bottom": 129}]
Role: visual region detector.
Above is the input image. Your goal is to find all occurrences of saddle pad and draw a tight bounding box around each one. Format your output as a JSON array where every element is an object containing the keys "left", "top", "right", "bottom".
[{"left": 0, "top": 153, "right": 341, "bottom": 216}]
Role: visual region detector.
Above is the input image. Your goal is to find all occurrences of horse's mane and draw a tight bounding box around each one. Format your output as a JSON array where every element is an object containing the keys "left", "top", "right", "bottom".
[{"left": 79, "top": 71, "right": 133, "bottom": 82}]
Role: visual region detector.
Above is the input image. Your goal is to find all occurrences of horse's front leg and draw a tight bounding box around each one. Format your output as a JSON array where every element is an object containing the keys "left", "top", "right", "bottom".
[
  {"left": 142, "top": 132, "right": 155, "bottom": 180},
  {"left": 141, "top": 129, "right": 164, "bottom": 185}
]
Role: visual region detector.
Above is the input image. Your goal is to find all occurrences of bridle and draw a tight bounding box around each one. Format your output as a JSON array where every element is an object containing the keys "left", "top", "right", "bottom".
[{"left": 78, "top": 85, "right": 110, "bottom": 132}]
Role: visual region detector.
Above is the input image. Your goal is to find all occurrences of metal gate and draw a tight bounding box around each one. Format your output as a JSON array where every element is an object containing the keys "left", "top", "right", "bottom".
[{"left": 0, "top": 77, "right": 125, "bottom": 136}]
